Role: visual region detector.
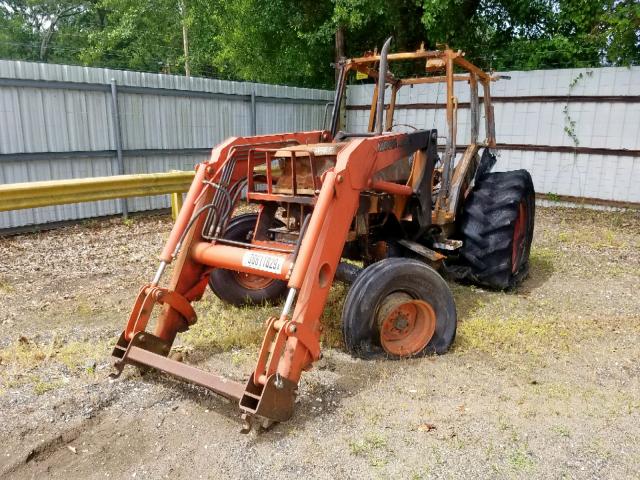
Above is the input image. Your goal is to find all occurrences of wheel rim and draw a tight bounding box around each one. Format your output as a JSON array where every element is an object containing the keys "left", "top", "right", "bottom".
[
  {"left": 511, "top": 201, "right": 527, "bottom": 273},
  {"left": 232, "top": 271, "right": 274, "bottom": 290},
  {"left": 377, "top": 293, "right": 436, "bottom": 357}
]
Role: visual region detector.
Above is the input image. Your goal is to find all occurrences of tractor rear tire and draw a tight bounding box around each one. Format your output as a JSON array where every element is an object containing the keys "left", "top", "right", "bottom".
[
  {"left": 459, "top": 169, "right": 535, "bottom": 290},
  {"left": 208, "top": 213, "right": 287, "bottom": 306},
  {"left": 342, "top": 258, "right": 457, "bottom": 359}
]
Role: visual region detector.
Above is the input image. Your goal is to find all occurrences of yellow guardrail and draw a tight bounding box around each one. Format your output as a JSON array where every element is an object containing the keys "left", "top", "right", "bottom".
[{"left": 0, "top": 171, "right": 196, "bottom": 219}]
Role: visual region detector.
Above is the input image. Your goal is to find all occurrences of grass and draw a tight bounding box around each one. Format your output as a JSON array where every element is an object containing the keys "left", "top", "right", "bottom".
[
  {"left": 348, "top": 432, "right": 389, "bottom": 467},
  {"left": 179, "top": 206, "right": 632, "bottom": 366},
  {"left": 528, "top": 246, "right": 555, "bottom": 275},
  {"left": 551, "top": 425, "right": 571, "bottom": 438},
  {"left": 33, "top": 377, "right": 64, "bottom": 395},
  {"left": 0, "top": 277, "right": 14, "bottom": 294},
  {"left": 0, "top": 337, "right": 111, "bottom": 396},
  {"left": 319, "top": 282, "right": 349, "bottom": 349},
  {"left": 182, "top": 297, "right": 280, "bottom": 352},
  {"left": 508, "top": 447, "right": 535, "bottom": 472},
  {"left": 451, "top": 283, "right": 573, "bottom": 358},
  {"left": 118, "top": 208, "right": 640, "bottom": 367},
  {"left": 454, "top": 312, "right": 567, "bottom": 356},
  {"left": 533, "top": 207, "right": 639, "bottom": 278},
  {"left": 182, "top": 283, "right": 350, "bottom": 355},
  {"left": 531, "top": 238, "right": 634, "bottom": 279},
  {"left": 0, "top": 336, "right": 112, "bottom": 371}
]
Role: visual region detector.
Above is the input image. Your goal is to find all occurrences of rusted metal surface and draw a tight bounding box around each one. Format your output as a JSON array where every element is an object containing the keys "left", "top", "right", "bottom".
[
  {"left": 367, "top": 84, "right": 379, "bottom": 132},
  {"left": 512, "top": 201, "right": 528, "bottom": 273},
  {"left": 483, "top": 78, "right": 496, "bottom": 148},
  {"left": 377, "top": 293, "right": 436, "bottom": 357},
  {"left": 239, "top": 374, "right": 297, "bottom": 423},
  {"left": 397, "top": 239, "right": 445, "bottom": 263},
  {"left": 385, "top": 84, "right": 399, "bottom": 131},
  {"left": 496, "top": 143, "right": 640, "bottom": 157},
  {"left": 400, "top": 75, "right": 470, "bottom": 85},
  {"left": 446, "top": 144, "right": 481, "bottom": 218},
  {"left": 469, "top": 73, "right": 479, "bottom": 144},
  {"left": 435, "top": 50, "right": 458, "bottom": 214},
  {"left": 115, "top": 332, "right": 244, "bottom": 400}
]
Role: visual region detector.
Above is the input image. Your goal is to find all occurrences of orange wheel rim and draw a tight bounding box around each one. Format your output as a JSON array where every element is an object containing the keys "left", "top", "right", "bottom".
[
  {"left": 233, "top": 271, "right": 274, "bottom": 290},
  {"left": 377, "top": 293, "right": 436, "bottom": 357},
  {"left": 512, "top": 201, "right": 527, "bottom": 273}
]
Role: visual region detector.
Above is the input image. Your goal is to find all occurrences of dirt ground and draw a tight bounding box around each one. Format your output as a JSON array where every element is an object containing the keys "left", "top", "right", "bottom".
[{"left": 0, "top": 205, "right": 639, "bottom": 479}]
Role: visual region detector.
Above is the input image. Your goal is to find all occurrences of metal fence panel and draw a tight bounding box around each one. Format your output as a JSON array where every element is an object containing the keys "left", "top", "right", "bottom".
[
  {"left": 0, "top": 60, "right": 333, "bottom": 229},
  {"left": 4, "top": 60, "right": 636, "bottom": 230},
  {"left": 346, "top": 65, "right": 640, "bottom": 204}
]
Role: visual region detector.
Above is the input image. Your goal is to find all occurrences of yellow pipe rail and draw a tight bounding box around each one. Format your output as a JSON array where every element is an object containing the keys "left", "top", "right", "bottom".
[{"left": 0, "top": 171, "right": 195, "bottom": 219}]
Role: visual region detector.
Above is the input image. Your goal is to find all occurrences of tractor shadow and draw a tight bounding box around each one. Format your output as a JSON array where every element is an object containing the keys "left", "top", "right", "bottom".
[
  {"left": 450, "top": 251, "right": 555, "bottom": 323},
  {"left": 520, "top": 251, "right": 555, "bottom": 292}
]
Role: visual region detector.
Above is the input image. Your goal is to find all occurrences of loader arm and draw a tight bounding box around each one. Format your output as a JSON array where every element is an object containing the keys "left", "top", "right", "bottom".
[
  {"left": 150, "top": 131, "right": 325, "bottom": 344},
  {"left": 273, "top": 131, "right": 433, "bottom": 382},
  {"left": 112, "top": 129, "right": 430, "bottom": 427}
]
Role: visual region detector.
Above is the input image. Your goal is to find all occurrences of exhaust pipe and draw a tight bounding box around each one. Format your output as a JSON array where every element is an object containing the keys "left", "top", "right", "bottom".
[{"left": 375, "top": 36, "right": 393, "bottom": 134}]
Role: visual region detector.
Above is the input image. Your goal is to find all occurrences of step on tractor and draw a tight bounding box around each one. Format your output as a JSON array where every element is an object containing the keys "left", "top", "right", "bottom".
[{"left": 111, "top": 38, "right": 535, "bottom": 431}]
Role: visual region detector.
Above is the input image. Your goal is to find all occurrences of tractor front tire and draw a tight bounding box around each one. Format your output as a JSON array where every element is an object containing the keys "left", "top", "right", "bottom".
[
  {"left": 208, "top": 213, "right": 287, "bottom": 306},
  {"left": 342, "top": 258, "right": 457, "bottom": 359},
  {"left": 459, "top": 169, "right": 535, "bottom": 290}
]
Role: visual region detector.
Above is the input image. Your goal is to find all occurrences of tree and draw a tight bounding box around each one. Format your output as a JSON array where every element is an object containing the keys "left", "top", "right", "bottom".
[
  {"left": 420, "top": 0, "right": 639, "bottom": 70},
  {"left": 77, "top": 0, "right": 185, "bottom": 71},
  {"left": 0, "top": 1, "right": 90, "bottom": 61},
  {"left": 1, "top": 0, "right": 637, "bottom": 85}
]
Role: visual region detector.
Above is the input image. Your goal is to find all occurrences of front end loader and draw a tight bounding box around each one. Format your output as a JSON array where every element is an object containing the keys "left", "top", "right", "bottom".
[{"left": 111, "top": 38, "right": 535, "bottom": 431}]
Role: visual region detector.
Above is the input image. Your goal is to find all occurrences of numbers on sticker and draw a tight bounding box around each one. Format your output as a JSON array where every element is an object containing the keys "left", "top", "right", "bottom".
[{"left": 241, "top": 252, "right": 285, "bottom": 274}]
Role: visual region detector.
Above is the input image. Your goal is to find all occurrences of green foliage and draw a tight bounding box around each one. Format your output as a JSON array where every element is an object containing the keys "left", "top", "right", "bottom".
[
  {"left": 421, "top": 0, "right": 640, "bottom": 71},
  {"left": 1, "top": 0, "right": 638, "bottom": 87},
  {"left": 209, "top": 0, "right": 334, "bottom": 87},
  {"left": 0, "top": 1, "right": 94, "bottom": 62},
  {"left": 77, "top": 0, "right": 194, "bottom": 72}
]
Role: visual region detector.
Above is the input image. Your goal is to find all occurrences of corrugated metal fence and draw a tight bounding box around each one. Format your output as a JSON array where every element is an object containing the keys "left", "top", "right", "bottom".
[
  {"left": 0, "top": 60, "right": 333, "bottom": 229},
  {"left": 347, "top": 65, "right": 640, "bottom": 206},
  {"left": 2, "top": 61, "right": 638, "bottom": 230}
]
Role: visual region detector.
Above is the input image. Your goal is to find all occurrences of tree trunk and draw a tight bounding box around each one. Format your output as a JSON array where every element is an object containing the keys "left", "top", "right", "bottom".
[
  {"left": 40, "top": 20, "right": 58, "bottom": 61},
  {"left": 183, "top": 23, "right": 190, "bottom": 76},
  {"left": 181, "top": 0, "right": 190, "bottom": 77}
]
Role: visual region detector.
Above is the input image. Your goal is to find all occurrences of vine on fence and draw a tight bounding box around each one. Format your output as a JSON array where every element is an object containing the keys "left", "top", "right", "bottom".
[{"left": 563, "top": 71, "right": 593, "bottom": 147}]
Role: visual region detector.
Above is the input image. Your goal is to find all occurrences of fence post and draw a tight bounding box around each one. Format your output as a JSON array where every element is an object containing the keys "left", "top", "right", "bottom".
[
  {"left": 109, "top": 78, "right": 129, "bottom": 219},
  {"left": 171, "top": 192, "right": 184, "bottom": 220},
  {"left": 250, "top": 89, "right": 257, "bottom": 135}
]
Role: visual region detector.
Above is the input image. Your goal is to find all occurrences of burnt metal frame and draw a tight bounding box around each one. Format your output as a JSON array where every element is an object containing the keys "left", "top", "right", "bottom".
[{"left": 330, "top": 45, "right": 498, "bottom": 225}]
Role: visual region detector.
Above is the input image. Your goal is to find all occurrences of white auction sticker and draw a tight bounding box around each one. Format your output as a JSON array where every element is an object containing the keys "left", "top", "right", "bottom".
[{"left": 241, "top": 251, "right": 285, "bottom": 274}]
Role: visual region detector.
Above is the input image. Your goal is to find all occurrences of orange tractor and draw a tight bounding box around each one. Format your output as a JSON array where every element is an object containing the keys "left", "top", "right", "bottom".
[{"left": 111, "top": 38, "right": 535, "bottom": 431}]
